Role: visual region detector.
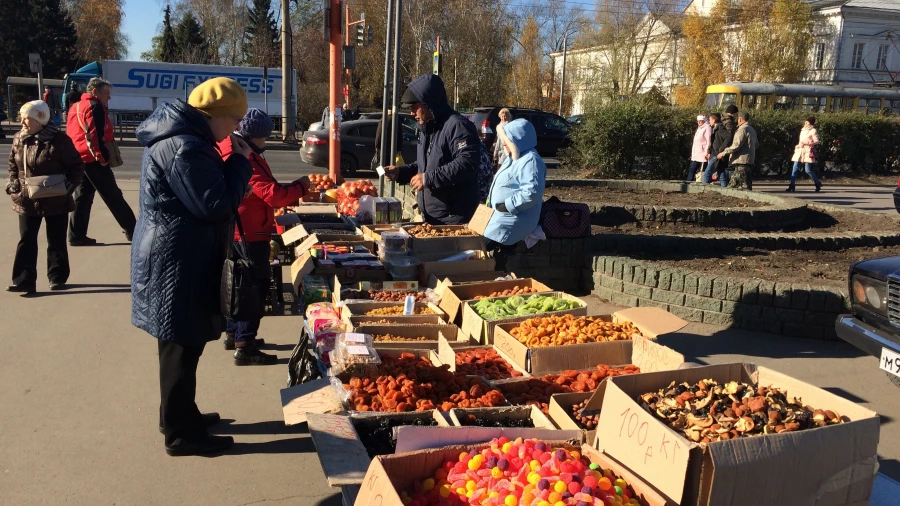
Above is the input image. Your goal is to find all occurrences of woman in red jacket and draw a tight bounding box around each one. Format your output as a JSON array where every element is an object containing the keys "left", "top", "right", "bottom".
[{"left": 218, "top": 109, "right": 309, "bottom": 365}]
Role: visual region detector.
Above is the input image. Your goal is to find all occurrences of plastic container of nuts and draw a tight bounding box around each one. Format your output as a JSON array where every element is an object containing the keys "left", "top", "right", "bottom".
[
  {"left": 378, "top": 230, "right": 409, "bottom": 252},
  {"left": 385, "top": 256, "right": 421, "bottom": 281}
]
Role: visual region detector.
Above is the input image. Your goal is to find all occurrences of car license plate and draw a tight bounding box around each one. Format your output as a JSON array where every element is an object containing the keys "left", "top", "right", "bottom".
[{"left": 880, "top": 348, "right": 900, "bottom": 378}]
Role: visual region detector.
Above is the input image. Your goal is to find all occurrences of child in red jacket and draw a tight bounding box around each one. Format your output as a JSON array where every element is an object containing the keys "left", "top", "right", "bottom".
[{"left": 218, "top": 109, "right": 309, "bottom": 365}]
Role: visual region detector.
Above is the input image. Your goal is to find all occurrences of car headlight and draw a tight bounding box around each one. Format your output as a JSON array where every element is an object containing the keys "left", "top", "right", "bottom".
[{"left": 851, "top": 275, "right": 887, "bottom": 314}]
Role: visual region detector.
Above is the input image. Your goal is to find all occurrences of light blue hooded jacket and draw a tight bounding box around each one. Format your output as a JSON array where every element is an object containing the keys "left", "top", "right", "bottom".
[{"left": 483, "top": 118, "right": 546, "bottom": 246}]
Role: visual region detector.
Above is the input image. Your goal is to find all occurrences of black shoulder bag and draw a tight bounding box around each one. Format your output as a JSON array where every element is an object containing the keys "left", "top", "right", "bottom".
[{"left": 221, "top": 215, "right": 265, "bottom": 321}]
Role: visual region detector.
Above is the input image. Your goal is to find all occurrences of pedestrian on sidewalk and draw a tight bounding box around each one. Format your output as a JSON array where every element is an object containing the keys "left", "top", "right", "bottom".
[
  {"left": 6, "top": 101, "right": 85, "bottom": 296},
  {"left": 493, "top": 108, "right": 512, "bottom": 169},
  {"left": 66, "top": 77, "right": 137, "bottom": 246},
  {"left": 132, "top": 77, "right": 253, "bottom": 456},
  {"left": 686, "top": 115, "right": 711, "bottom": 182},
  {"left": 787, "top": 116, "right": 823, "bottom": 193},
  {"left": 702, "top": 113, "right": 731, "bottom": 186},
  {"left": 63, "top": 83, "right": 81, "bottom": 112},
  {"left": 218, "top": 108, "right": 309, "bottom": 365},
  {"left": 718, "top": 111, "right": 758, "bottom": 191}
]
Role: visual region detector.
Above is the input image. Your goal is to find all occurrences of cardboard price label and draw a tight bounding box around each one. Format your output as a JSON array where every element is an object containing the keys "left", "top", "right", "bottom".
[
  {"left": 631, "top": 335, "right": 684, "bottom": 373},
  {"left": 597, "top": 383, "right": 689, "bottom": 503},
  {"left": 280, "top": 378, "right": 343, "bottom": 425}
]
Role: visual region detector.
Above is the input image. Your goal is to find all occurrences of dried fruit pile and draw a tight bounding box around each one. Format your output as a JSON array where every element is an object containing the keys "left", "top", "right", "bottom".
[
  {"left": 509, "top": 315, "right": 640, "bottom": 348},
  {"left": 571, "top": 399, "right": 599, "bottom": 430},
  {"left": 471, "top": 294, "right": 581, "bottom": 320},
  {"left": 457, "top": 414, "right": 535, "bottom": 428},
  {"left": 474, "top": 286, "right": 539, "bottom": 300},
  {"left": 354, "top": 416, "right": 438, "bottom": 458},
  {"left": 640, "top": 379, "right": 847, "bottom": 444},
  {"left": 401, "top": 438, "right": 642, "bottom": 506},
  {"left": 365, "top": 306, "right": 436, "bottom": 316},
  {"left": 336, "top": 180, "right": 378, "bottom": 217},
  {"left": 341, "top": 289, "right": 427, "bottom": 302},
  {"left": 339, "top": 353, "right": 507, "bottom": 412},
  {"left": 407, "top": 223, "right": 477, "bottom": 237},
  {"left": 307, "top": 174, "right": 336, "bottom": 191},
  {"left": 374, "top": 334, "right": 430, "bottom": 342},
  {"left": 455, "top": 348, "right": 524, "bottom": 380},
  {"left": 500, "top": 365, "right": 640, "bottom": 414}
]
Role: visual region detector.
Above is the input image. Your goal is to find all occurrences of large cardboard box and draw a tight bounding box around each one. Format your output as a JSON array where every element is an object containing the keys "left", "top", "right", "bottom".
[
  {"left": 427, "top": 271, "right": 514, "bottom": 289},
  {"left": 401, "top": 205, "right": 494, "bottom": 256},
  {"left": 437, "top": 334, "right": 530, "bottom": 378},
  {"left": 492, "top": 307, "right": 688, "bottom": 374},
  {"left": 332, "top": 276, "right": 420, "bottom": 305},
  {"left": 438, "top": 278, "right": 553, "bottom": 326},
  {"left": 290, "top": 251, "right": 388, "bottom": 289},
  {"left": 417, "top": 250, "right": 496, "bottom": 286},
  {"left": 347, "top": 315, "right": 447, "bottom": 327},
  {"left": 589, "top": 363, "right": 880, "bottom": 506},
  {"left": 352, "top": 324, "right": 460, "bottom": 350},
  {"left": 448, "top": 405, "right": 556, "bottom": 429},
  {"left": 461, "top": 292, "right": 587, "bottom": 345},
  {"left": 354, "top": 440, "right": 670, "bottom": 506},
  {"left": 306, "top": 411, "right": 450, "bottom": 487},
  {"left": 548, "top": 392, "right": 597, "bottom": 446},
  {"left": 340, "top": 301, "right": 445, "bottom": 322}
]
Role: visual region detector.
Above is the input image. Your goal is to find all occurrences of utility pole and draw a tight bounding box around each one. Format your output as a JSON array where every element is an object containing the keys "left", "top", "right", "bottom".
[
  {"left": 345, "top": 8, "right": 365, "bottom": 108},
  {"left": 378, "top": 0, "right": 395, "bottom": 196},
  {"left": 329, "top": 0, "right": 342, "bottom": 183},
  {"left": 559, "top": 32, "right": 568, "bottom": 117},
  {"left": 281, "top": 0, "right": 294, "bottom": 140},
  {"left": 388, "top": 0, "right": 403, "bottom": 197}
]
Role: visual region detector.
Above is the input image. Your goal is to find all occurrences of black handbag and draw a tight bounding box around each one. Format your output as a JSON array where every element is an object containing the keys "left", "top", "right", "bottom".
[
  {"left": 540, "top": 196, "right": 590, "bottom": 238},
  {"left": 221, "top": 215, "right": 265, "bottom": 321}
]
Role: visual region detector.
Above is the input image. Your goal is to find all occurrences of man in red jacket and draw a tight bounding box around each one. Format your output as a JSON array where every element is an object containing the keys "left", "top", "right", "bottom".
[
  {"left": 66, "top": 77, "right": 136, "bottom": 245},
  {"left": 218, "top": 108, "right": 309, "bottom": 365}
]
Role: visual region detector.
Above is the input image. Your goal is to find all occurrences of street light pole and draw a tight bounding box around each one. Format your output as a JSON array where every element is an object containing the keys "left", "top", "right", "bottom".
[
  {"left": 281, "top": 0, "right": 293, "bottom": 140},
  {"left": 328, "top": 0, "right": 342, "bottom": 183},
  {"left": 559, "top": 32, "right": 568, "bottom": 117},
  {"left": 388, "top": 0, "right": 403, "bottom": 197},
  {"left": 378, "top": 0, "right": 395, "bottom": 196}
]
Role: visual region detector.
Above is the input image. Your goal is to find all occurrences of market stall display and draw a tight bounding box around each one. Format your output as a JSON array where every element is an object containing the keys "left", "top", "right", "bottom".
[
  {"left": 499, "top": 365, "right": 641, "bottom": 414},
  {"left": 454, "top": 348, "right": 524, "bottom": 380},
  {"left": 640, "top": 378, "right": 847, "bottom": 443},
  {"left": 508, "top": 315, "right": 640, "bottom": 347},
  {"left": 308, "top": 174, "right": 336, "bottom": 192},
  {"left": 365, "top": 305, "right": 436, "bottom": 316},
  {"left": 339, "top": 289, "right": 428, "bottom": 302},
  {"left": 353, "top": 412, "right": 442, "bottom": 458},
  {"left": 471, "top": 294, "right": 583, "bottom": 320},
  {"left": 406, "top": 223, "right": 478, "bottom": 237},
  {"left": 373, "top": 333, "right": 430, "bottom": 342},
  {"left": 473, "top": 287, "right": 539, "bottom": 299},
  {"left": 571, "top": 399, "right": 599, "bottom": 430},
  {"left": 336, "top": 180, "right": 378, "bottom": 217},
  {"left": 400, "top": 438, "right": 643, "bottom": 506}
]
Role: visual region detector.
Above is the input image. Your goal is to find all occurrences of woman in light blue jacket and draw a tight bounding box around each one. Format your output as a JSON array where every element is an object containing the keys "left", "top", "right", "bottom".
[{"left": 483, "top": 118, "right": 546, "bottom": 246}]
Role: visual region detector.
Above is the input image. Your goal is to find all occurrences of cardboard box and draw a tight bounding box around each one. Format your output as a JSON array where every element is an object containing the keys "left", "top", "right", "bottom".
[
  {"left": 400, "top": 206, "right": 493, "bottom": 256},
  {"left": 292, "top": 234, "right": 372, "bottom": 258},
  {"left": 492, "top": 308, "right": 688, "bottom": 374},
  {"left": 427, "top": 271, "right": 514, "bottom": 289},
  {"left": 306, "top": 410, "right": 450, "bottom": 487},
  {"left": 461, "top": 292, "right": 587, "bottom": 345},
  {"left": 354, "top": 440, "right": 669, "bottom": 506},
  {"left": 347, "top": 315, "right": 446, "bottom": 327},
  {"left": 438, "top": 278, "right": 553, "bottom": 325},
  {"left": 341, "top": 301, "right": 445, "bottom": 322},
  {"left": 417, "top": 250, "right": 496, "bottom": 286},
  {"left": 332, "top": 276, "right": 420, "bottom": 305},
  {"left": 351, "top": 324, "right": 459, "bottom": 350},
  {"left": 589, "top": 363, "right": 880, "bottom": 506},
  {"left": 449, "top": 405, "right": 556, "bottom": 429},
  {"left": 291, "top": 251, "right": 389, "bottom": 289},
  {"left": 437, "top": 334, "right": 530, "bottom": 378},
  {"left": 548, "top": 391, "right": 597, "bottom": 446},
  {"left": 361, "top": 224, "right": 405, "bottom": 242}
]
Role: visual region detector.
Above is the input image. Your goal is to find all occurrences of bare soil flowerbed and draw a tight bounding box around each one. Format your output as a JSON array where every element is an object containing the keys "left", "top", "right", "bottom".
[
  {"left": 590, "top": 208, "right": 899, "bottom": 236},
  {"left": 545, "top": 186, "right": 767, "bottom": 209},
  {"left": 630, "top": 246, "right": 900, "bottom": 288}
]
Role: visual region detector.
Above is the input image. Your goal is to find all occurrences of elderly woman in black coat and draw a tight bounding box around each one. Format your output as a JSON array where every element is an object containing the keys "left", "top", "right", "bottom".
[{"left": 131, "top": 77, "right": 252, "bottom": 456}]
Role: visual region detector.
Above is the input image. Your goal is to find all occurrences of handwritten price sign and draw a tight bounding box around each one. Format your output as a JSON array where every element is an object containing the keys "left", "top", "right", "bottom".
[
  {"left": 631, "top": 335, "right": 685, "bottom": 373},
  {"left": 280, "top": 378, "right": 342, "bottom": 425},
  {"left": 597, "top": 382, "right": 690, "bottom": 503}
]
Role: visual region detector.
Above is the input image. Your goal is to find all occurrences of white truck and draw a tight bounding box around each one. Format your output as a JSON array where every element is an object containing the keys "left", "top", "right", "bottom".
[{"left": 63, "top": 60, "right": 297, "bottom": 117}]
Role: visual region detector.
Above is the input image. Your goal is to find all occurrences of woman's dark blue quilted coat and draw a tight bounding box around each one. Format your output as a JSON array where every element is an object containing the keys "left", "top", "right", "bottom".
[{"left": 130, "top": 100, "right": 251, "bottom": 345}]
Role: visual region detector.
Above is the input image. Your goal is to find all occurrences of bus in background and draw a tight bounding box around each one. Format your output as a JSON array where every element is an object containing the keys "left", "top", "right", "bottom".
[
  {"left": 705, "top": 82, "right": 900, "bottom": 115},
  {"left": 4, "top": 77, "right": 65, "bottom": 122}
]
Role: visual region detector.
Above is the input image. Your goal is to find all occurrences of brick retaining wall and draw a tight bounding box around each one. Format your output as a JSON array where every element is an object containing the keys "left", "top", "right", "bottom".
[{"left": 590, "top": 255, "right": 850, "bottom": 339}]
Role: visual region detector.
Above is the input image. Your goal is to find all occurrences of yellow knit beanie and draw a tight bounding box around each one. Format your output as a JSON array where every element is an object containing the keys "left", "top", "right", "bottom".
[{"left": 188, "top": 77, "right": 248, "bottom": 118}]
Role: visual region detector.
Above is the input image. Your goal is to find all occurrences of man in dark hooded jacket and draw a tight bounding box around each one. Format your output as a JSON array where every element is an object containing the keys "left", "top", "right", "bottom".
[{"left": 384, "top": 75, "right": 481, "bottom": 225}]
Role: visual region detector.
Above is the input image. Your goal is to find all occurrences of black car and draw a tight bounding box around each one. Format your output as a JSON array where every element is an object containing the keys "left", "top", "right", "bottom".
[
  {"left": 471, "top": 107, "right": 571, "bottom": 158},
  {"left": 300, "top": 117, "right": 418, "bottom": 175}
]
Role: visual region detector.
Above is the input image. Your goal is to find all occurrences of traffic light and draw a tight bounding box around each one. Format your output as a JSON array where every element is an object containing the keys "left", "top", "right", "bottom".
[
  {"left": 367, "top": 25, "right": 374, "bottom": 45},
  {"left": 356, "top": 24, "right": 365, "bottom": 46}
]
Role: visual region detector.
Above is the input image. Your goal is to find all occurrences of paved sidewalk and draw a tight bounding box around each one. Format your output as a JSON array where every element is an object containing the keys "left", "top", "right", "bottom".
[{"left": 0, "top": 181, "right": 340, "bottom": 506}]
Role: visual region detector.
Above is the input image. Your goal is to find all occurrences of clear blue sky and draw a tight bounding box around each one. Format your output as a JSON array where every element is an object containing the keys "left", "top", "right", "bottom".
[{"left": 123, "top": 0, "right": 164, "bottom": 60}]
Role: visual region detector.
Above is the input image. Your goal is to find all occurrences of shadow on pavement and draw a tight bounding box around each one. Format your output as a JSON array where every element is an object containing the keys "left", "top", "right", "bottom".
[
  {"left": 879, "top": 458, "right": 900, "bottom": 484},
  {"left": 224, "top": 435, "right": 317, "bottom": 455},
  {"left": 35, "top": 287, "right": 132, "bottom": 296},
  {"left": 314, "top": 492, "right": 344, "bottom": 506},
  {"left": 77, "top": 242, "right": 131, "bottom": 247},
  {"left": 660, "top": 327, "right": 867, "bottom": 363},
  {"left": 214, "top": 419, "right": 304, "bottom": 436},
  {"left": 821, "top": 386, "right": 868, "bottom": 404},
  {"left": 264, "top": 343, "right": 297, "bottom": 352}
]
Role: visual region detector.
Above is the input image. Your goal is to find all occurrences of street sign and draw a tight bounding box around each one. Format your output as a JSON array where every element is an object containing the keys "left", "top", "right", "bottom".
[
  {"left": 433, "top": 52, "right": 442, "bottom": 76},
  {"left": 28, "top": 53, "right": 41, "bottom": 73}
]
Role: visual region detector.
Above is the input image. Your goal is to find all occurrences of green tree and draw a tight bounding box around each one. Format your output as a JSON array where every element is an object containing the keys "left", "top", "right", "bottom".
[
  {"left": 244, "top": 0, "right": 279, "bottom": 67},
  {"left": 509, "top": 15, "right": 546, "bottom": 109},
  {"left": 173, "top": 11, "right": 209, "bottom": 63},
  {"left": 161, "top": 5, "right": 178, "bottom": 62}
]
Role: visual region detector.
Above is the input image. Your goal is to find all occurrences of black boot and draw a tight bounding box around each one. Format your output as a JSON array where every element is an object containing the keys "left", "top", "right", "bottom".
[
  {"left": 815, "top": 182, "right": 822, "bottom": 192},
  {"left": 7, "top": 283, "right": 36, "bottom": 296},
  {"left": 159, "top": 412, "right": 221, "bottom": 434},
  {"left": 234, "top": 346, "right": 277, "bottom": 366},
  {"left": 785, "top": 184, "right": 795, "bottom": 192},
  {"left": 224, "top": 333, "right": 265, "bottom": 350}
]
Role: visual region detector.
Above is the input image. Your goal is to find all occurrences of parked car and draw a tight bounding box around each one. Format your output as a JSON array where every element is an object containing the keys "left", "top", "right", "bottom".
[
  {"left": 359, "top": 112, "right": 383, "bottom": 120},
  {"left": 471, "top": 107, "right": 571, "bottom": 158},
  {"left": 300, "top": 117, "right": 418, "bottom": 175}
]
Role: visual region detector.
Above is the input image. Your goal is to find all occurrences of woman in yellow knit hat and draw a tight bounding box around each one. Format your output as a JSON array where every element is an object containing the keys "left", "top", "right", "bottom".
[{"left": 131, "top": 77, "right": 253, "bottom": 456}]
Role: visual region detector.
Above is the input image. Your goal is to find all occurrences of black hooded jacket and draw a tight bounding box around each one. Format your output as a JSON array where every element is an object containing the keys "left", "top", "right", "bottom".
[{"left": 397, "top": 75, "right": 481, "bottom": 225}]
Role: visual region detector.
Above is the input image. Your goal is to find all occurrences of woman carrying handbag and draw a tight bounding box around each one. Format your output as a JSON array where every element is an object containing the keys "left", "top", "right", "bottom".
[{"left": 6, "top": 100, "right": 84, "bottom": 296}]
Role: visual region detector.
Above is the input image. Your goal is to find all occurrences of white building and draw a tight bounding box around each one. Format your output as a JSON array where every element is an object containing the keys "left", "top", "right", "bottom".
[{"left": 554, "top": 0, "right": 900, "bottom": 115}]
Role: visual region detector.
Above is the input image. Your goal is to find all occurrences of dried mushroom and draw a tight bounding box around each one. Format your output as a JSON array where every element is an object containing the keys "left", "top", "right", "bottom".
[{"left": 639, "top": 379, "right": 847, "bottom": 445}]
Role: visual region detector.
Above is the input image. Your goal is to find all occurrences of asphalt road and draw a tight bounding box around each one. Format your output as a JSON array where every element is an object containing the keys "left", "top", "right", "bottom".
[{"left": 0, "top": 140, "right": 897, "bottom": 504}]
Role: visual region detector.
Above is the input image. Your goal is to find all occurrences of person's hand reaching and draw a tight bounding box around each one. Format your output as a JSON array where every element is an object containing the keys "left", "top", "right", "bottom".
[{"left": 231, "top": 134, "right": 252, "bottom": 158}]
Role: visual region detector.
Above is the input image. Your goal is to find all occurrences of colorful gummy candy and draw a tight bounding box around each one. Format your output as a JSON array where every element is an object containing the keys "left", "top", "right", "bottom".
[{"left": 399, "top": 438, "right": 642, "bottom": 506}]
